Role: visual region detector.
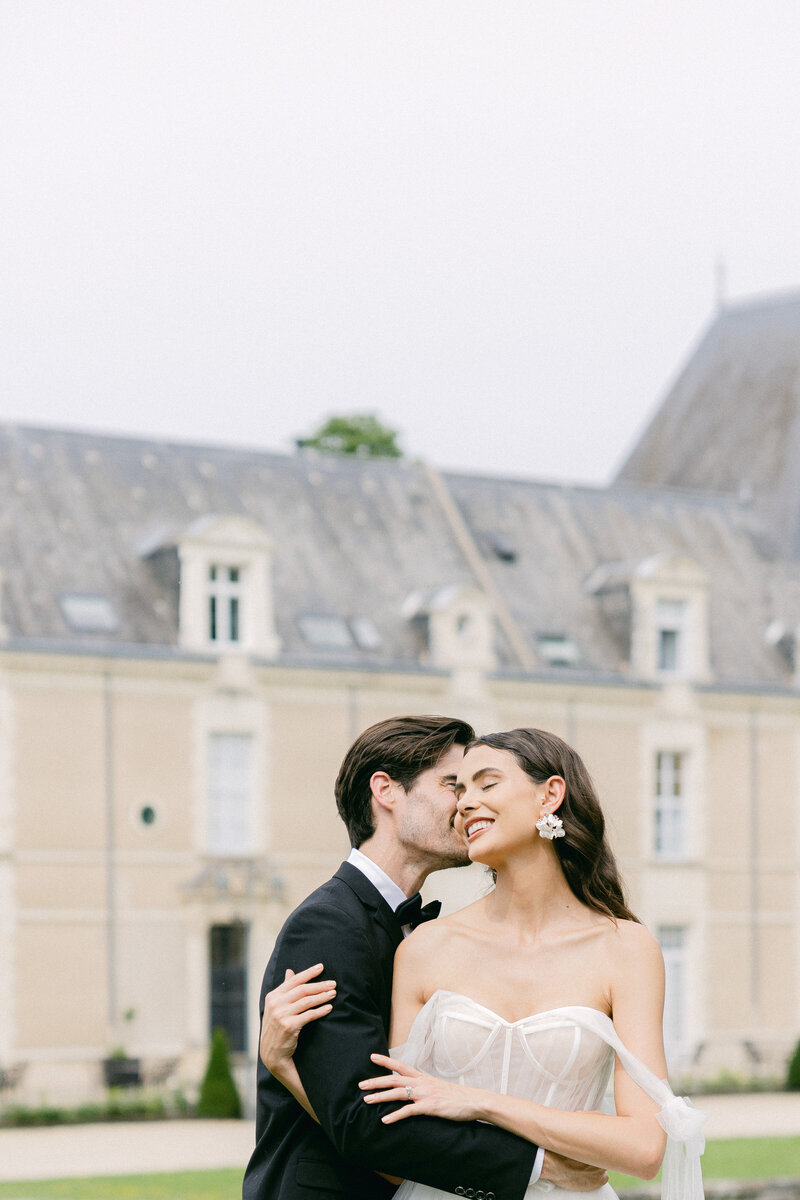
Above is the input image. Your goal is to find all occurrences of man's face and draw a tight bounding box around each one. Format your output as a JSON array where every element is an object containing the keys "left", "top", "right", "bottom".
[{"left": 396, "top": 743, "right": 471, "bottom": 869}]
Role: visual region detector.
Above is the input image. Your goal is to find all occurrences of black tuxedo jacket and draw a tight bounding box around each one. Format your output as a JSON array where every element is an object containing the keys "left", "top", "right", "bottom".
[{"left": 242, "top": 861, "right": 538, "bottom": 1199}]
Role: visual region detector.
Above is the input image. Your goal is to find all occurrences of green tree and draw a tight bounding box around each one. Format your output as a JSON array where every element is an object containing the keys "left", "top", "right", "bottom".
[
  {"left": 297, "top": 414, "right": 403, "bottom": 458},
  {"left": 196, "top": 1029, "right": 242, "bottom": 1118}
]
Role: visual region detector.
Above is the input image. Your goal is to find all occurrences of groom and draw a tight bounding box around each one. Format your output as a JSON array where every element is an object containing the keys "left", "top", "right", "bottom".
[{"left": 242, "top": 715, "right": 607, "bottom": 1199}]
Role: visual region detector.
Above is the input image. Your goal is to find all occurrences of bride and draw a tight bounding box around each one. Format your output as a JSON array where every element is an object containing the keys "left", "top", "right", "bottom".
[{"left": 358, "top": 728, "right": 705, "bottom": 1199}]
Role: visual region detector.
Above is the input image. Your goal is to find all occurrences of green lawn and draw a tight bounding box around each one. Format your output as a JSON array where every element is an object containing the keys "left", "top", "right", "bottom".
[
  {"left": 0, "top": 1169, "right": 243, "bottom": 1199},
  {"left": 0, "top": 1140, "right": 797, "bottom": 1200},
  {"left": 610, "top": 1135, "right": 800, "bottom": 1190}
]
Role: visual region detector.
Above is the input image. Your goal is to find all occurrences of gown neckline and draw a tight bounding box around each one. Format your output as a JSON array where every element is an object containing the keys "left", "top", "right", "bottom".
[{"left": 424, "top": 989, "right": 613, "bottom": 1028}]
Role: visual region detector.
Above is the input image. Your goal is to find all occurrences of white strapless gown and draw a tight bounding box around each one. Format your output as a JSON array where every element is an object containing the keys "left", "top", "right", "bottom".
[{"left": 391, "top": 991, "right": 706, "bottom": 1200}]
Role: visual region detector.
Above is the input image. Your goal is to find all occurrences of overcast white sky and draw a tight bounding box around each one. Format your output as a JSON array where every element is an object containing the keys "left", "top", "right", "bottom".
[{"left": 2, "top": 1, "right": 800, "bottom": 485}]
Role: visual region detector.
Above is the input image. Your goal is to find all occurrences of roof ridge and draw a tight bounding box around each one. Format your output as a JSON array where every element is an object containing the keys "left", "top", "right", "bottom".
[
  {"left": 720, "top": 286, "right": 800, "bottom": 317},
  {"left": 0, "top": 420, "right": 296, "bottom": 461}
]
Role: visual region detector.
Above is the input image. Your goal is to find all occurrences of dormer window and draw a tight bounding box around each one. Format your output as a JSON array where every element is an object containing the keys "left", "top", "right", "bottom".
[
  {"left": 537, "top": 633, "right": 580, "bottom": 667},
  {"left": 402, "top": 585, "right": 497, "bottom": 671},
  {"left": 298, "top": 615, "right": 353, "bottom": 650},
  {"left": 587, "top": 554, "right": 709, "bottom": 683},
  {"left": 656, "top": 599, "right": 687, "bottom": 674},
  {"left": 209, "top": 565, "right": 243, "bottom": 645},
  {"left": 177, "top": 515, "right": 280, "bottom": 658},
  {"left": 60, "top": 593, "right": 119, "bottom": 635}
]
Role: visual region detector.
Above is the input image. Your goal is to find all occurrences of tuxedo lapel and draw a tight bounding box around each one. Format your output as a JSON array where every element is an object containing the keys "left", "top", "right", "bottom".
[{"left": 333, "top": 861, "right": 404, "bottom": 951}]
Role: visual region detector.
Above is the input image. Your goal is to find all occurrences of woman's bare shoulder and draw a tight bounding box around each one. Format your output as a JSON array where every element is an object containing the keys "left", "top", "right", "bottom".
[
  {"left": 605, "top": 919, "right": 664, "bottom": 979},
  {"left": 612, "top": 918, "right": 661, "bottom": 950}
]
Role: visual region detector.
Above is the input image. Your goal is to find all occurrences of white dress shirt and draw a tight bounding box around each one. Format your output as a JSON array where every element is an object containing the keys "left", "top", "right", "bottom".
[
  {"left": 345, "top": 848, "right": 544, "bottom": 1186},
  {"left": 347, "top": 846, "right": 408, "bottom": 911}
]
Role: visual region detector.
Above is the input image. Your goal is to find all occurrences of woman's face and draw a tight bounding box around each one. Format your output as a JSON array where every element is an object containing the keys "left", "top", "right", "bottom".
[{"left": 454, "top": 744, "right": 548, "bottom": 865}]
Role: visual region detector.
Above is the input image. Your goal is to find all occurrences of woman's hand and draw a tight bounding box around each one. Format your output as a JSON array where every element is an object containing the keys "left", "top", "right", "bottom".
[
  {"left": 259, "top": 963, "right": 336, "bottom": 1077},
  {"left": 359, "top": 1053, "right": 480, "bottom": 1124}
]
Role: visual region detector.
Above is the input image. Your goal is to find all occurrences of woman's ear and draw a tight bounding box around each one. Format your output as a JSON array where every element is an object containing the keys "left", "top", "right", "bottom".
[{"left": 540, "top": 775, "right": 566, "bottom": 814}]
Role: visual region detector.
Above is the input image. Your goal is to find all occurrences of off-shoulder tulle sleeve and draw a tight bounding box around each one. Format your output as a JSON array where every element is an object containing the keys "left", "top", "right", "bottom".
[
  {"left": 389, "top": 991, "right": 442, "bottom": 1073},
  {"left": 559, "top": 1008, "right": 707, "bottom": 1200}
]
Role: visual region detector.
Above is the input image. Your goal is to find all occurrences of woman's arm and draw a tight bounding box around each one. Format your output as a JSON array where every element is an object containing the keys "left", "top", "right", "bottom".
[
  {"left": 259, "top": 963, "right": 337, "bottom": 1121},
  {"left": 363, "top": 924, "right": 669, "bottom": 1182}
]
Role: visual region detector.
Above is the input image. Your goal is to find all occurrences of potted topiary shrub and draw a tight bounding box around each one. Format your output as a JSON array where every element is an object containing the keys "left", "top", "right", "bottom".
[
  {"left": 196, "top": 1028, "right": 242, "bottom": 1118},
  {"left": 787, "top": 1037, "right": 800, "bottom": 1091}
]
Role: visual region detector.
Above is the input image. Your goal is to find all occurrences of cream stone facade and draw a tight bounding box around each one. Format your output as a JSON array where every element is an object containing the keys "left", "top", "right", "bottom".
[
  {"left": 1, "top": 297, "right": 800, "bottom": 1110},
  {"left": 1, "top": 648, "right": 797, "bottom": 1106}
]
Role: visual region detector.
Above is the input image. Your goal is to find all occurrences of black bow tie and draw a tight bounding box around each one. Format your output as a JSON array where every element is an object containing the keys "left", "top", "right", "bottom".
[{"left": 394, "top": 893, "right": 441, "bottom": 929}]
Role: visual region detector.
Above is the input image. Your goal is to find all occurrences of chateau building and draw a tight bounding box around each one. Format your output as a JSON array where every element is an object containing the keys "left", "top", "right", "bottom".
[{"left": 1, "top": 291, "right": 799, "bottom": 1105}]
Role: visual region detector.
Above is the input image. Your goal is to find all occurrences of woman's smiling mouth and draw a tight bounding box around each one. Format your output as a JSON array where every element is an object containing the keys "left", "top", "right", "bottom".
[{"left": 464, "top": 818, "right": 494, "bottom": 841}]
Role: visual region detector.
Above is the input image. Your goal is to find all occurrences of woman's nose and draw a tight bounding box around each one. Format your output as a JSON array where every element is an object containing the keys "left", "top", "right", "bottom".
[{"left": 456, "top": 791, "right": 475, "bottom": 814}]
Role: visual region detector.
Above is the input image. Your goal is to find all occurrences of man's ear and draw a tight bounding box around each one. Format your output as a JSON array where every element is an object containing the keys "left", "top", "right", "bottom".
[
  {"left": 369, "top": 770, "right": 397, "bottom": 814},
  {"left": 540, "top": 775, "right": 566, "bottom": 814}
]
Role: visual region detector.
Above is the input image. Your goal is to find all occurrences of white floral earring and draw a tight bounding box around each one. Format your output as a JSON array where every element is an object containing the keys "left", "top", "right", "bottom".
[{"left": 536, "top": 812, "right": 565, "bottom": 840}]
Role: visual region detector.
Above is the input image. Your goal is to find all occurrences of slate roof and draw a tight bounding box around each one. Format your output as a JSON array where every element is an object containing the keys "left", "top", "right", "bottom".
[
  {"left": 0, "top": 421, "right": 795, "bottom": 688},
  {"left": 444, "top": 472, "right": 797, "bottom": 686},
  {"left": 615, "top": 291, "right": 800, "bottom": 558},
  {"left": 0, "top": 424, "right": 479, "bottom": 665}
]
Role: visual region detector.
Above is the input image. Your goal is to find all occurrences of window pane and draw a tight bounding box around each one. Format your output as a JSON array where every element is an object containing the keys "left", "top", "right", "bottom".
[
  {"left": 207, "top": 733, "right": 253, "bottom": 854},
  {"left": 658, "top": 628, "right": 678, "bottom": 671},
  {"left": 209, "top": 923, "right": 248, "bottom": 1053},
  {"left": 656, "top": 600, "right": 686, "bottom": 626},
  {"left": 656, "top": 599, "right": 687, "bottom": 674},
  {"left": 207, "top": 563, "right": 244, "bottom": 644},
  {"left": 658, "top": 925, "right": 687, "bottom": 1065},
  {"left": 656, "top": 751, "right": 682, "bottom": 796},
  {"left": 654, "top": 752, "right": 686, "bottom": 859}
]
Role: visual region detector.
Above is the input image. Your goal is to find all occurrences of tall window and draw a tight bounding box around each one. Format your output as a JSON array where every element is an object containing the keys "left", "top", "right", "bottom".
[
  {"left": 656, "top": 599, "right": 687, "bottom": 674},
  {"left": 658, "top": 925, "right": 687, "bottom": 1066},
  {"left": 654, "top": 751, "right": 686, "bottom": 860},
  {"left": 207, "top": 733, "right": 253, "bottom": 855},
  {"left": 209, "top": 923, "right": 248, "bottom": 1053},
  {"left": 208, "top": 565, "right": 242, "bottom": 645}
]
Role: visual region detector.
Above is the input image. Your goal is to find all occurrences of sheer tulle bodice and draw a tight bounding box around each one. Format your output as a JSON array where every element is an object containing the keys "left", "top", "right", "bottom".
[
  {"left": 392, "top": 991, "right": 705, "bottom": 1200},
  {"left": 403, "top": 992, "right": 615, "bottom": 1115}
]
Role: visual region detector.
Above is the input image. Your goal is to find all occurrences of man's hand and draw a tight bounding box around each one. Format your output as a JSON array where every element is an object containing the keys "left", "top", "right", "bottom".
[
  {"left": 259, "top": 963, "right": 336, "bottom": 1078},
  {"left": 539, "top": 1150, "right": 609, "bottom": 1192}
]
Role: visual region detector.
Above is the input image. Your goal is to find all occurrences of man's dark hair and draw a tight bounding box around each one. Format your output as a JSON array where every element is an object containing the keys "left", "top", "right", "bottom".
[{"left": 335, "top": 715, "right": 475, "bottom": 848}]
